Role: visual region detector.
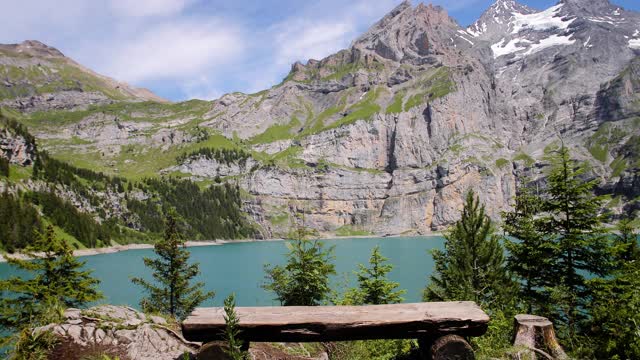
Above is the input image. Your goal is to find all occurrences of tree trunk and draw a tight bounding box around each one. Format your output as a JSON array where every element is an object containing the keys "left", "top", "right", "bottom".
[{"left": 512, "top": 314, "right": 568, "bottom": 360}]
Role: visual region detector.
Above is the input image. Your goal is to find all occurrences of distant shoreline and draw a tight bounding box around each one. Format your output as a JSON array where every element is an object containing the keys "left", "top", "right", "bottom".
[
  {"left": 0, "top": 238, "right": 279, "bottom": 262},
  {"left": 0, "top": 233, "right": 441, "bottom": 262}
]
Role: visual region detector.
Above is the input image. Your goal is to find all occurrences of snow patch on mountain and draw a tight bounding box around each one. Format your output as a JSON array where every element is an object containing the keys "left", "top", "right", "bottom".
[
  {"left": 524, "top": 34, "right": 575, "bottom": 56},
  {"left": 467, "top": 22, "right": 487, "bottom": 37},
  {"left": 491, "top": 33, "right": 575, "bottom": 59},
  {"left": 491, "top": 38, "right": 529, "bottom": 58},
  {"left": 511, "top": 4, "right": 574, "bottom": 34},
  {"left": 586, "top": 15, "right": 626, "bottom": 25},
  {"left": 631, "top": 29, "right": 640, "bottom": 49}
]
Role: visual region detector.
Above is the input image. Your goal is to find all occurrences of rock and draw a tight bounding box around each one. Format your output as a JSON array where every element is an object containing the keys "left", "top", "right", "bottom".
[
  {"left": 150, "top": 315, "right": 168, "bottom": 325},
  {"left": 37, "top": 305, "right": 199, "bottom": 360},
  {"left": 0, "top": 127, "right": 37, "bottom": 166},
  {"left": 0, "top": 91, "right": 113, "bottom": 113},
  {"left": 165, "top": 157, "right": 259, "bottom": 179}
]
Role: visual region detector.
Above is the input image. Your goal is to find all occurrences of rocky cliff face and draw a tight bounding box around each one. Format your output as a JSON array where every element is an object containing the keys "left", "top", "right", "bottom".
[
  {"left": 218, "top": 0, "right": 639, "bottom": 235},
  {"left": 2, "top": 0, "right": 639, "bottom": 237}
]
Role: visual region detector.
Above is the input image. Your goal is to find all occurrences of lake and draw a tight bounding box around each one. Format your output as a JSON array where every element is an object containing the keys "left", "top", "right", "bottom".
[{"left": 0, "top": 236, "right": 445, "bottom": 308}]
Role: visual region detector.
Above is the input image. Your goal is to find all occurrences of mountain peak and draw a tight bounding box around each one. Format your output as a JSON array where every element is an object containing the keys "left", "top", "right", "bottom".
[
  {"left": 352, "top": 1, "right": 469, "bottom": 63},
  {"left": 467, "top": 0, "right": 535, "bottom": 39},
  {"left": 558, "top": 0, "right": 618, "bottom": 16},
  {"left": 353, "top": 1, "right": 414, "bottom": 45},
  {"left": 0, "top": 40, "right": 66, "bottom": 58},
  {"left": 414, "top": 3, "right": 453, "bottom": 24}
]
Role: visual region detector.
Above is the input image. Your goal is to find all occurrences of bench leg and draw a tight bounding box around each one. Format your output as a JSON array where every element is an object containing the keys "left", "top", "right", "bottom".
[{"left": 419, "top": 335, "right": 475, "bottom": 360}]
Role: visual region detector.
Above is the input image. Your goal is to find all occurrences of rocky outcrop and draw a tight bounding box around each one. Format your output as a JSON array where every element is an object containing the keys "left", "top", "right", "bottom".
[
  {"left": 0, "top": 127, "right": 36, "bottom": 166},
  {"left": 39, "top": 306, "right": 199, "bottom": 360},
  {"left": 38, "top": 305, "right": 328, "bottom": 360},
  {"left": 166, "top": 157, "right": 259, "bottom": 179},
  {"left": 0, "top": 91, "right": 114, "bottom": 113}
]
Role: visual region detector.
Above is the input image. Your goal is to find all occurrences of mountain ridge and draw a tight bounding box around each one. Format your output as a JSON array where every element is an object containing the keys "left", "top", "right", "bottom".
[{"left": 0, "top": 40, "right": 167, "bottom": 110}]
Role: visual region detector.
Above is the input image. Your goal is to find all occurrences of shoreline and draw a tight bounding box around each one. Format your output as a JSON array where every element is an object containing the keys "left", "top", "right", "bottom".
[{"left": 0, "top": 233, "right": 442, "bottom": 262}]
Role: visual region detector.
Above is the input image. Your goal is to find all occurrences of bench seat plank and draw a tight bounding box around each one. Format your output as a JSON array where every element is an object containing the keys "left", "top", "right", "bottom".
[{"left": 182, "top": 301, "right": 489, "bottom": 342}]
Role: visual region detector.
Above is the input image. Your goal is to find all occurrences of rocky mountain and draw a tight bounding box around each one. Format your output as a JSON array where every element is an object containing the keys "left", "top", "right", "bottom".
[
  {"left": 1, "top": 0, "right": 639, "bottom": 240},
  {"left": 0, "top": 40, "right": 165, "bottom": 112}
]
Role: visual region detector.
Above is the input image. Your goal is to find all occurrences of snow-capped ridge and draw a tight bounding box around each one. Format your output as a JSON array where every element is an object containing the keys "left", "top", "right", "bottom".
[
  {"left": 510, "top": 3, "right": 575, "bottom": 34},
  {"left": 466, "top": 0, "right": 535, "bottom": 39}
]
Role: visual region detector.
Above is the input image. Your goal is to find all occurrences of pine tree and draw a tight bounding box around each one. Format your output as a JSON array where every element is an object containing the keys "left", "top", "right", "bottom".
[
  {"left": 424, "top": 190, "right": 512, "bottom": 308},
  {"left": 0, "top": 225, "right": 102, "bottom": 332},
  {"left": 587, "top": 247, "right": 640, "bottom": 359},
  {"left": 354, "top": 246, "right": 405, "bottom": 305},
  {"left": 223, "top": 293, "right": 247, "bottom": 360},
  {"left": 502, "top": 178, "right": 553, "bottom": 313},
  {"left": 131, "top": 211, "right": 214, "bottom": 320},
  {"left": 612, "top": 217, "right": 639, "bottom": 264},
  {"left": 538, "top": 146, "right": 612, "bottom": 337},
  {"left": 262, "top": 226, "right": 335, "bottom": 306}
]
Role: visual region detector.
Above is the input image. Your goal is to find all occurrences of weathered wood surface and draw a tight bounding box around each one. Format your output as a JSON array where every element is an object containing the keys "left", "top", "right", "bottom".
[
  {"left": 512, "top": 314, "right": 568, "bottom": 360},
  {"left": 430, "top": 335, "right": 475, "bottom": 360},
  {"left": 182, "top": 301, "right": 489, "bottom": 343}
]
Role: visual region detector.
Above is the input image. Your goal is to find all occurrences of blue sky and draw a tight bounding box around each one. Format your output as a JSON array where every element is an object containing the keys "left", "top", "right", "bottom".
[{"left": 1, "top": 0, "right": 638, "bottom": 101}]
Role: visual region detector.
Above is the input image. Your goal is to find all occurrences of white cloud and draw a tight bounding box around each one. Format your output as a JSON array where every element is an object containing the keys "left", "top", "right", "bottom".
[
  {"left": 97, "top": 19, "right": 245, "bottom": 83},
  {"left": 182, "top": 76, "right": 224, "bottom": 100},
  {"left": 271, "top": 0, "right": 400, "bottom": 65},
  {"left": 230, "top": 0, "right": 399, "bottom": 93},
  {"left": 274, "top": 21, "right": 356, "bottom": 64},
  {"left": 0, "top": 0, "right": 94, "bottom": 44},
  {"left": 108, "top": 0, "right": 192, "bottom": 18}
]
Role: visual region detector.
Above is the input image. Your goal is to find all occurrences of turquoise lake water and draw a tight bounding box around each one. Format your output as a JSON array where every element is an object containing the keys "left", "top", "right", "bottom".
[{"left": 0, "top": 236, "right": 445, "bottom": 308}]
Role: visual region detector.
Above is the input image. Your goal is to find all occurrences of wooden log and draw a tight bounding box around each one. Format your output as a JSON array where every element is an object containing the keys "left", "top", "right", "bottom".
[
  {"left": 182, "top": 302, "right": 489, "bottom": 343},
  {"left": 430, "top": 334, "right": 475, "bottom": 360},
  {"left": 512, "top": 315, "right": 568, "bottom": 360},
  {"left": 197, "top": 341, "right": 232, "bottom": 360}
]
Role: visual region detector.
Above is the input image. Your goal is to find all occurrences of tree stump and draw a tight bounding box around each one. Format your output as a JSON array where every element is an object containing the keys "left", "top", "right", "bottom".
[
  {"left": 419, "top": 334, "right": 475, "bottom": 360},
  {"left": 512, "top": 315, "right": 568, "bottom": 360}
]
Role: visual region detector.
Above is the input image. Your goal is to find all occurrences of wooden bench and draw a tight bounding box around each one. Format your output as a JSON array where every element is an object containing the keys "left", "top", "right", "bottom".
[{"left": 182, "top": 301, "right": 489, "bottom": 359}]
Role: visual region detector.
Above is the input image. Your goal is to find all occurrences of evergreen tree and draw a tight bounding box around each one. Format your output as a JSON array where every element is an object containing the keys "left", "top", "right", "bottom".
[
  {"left": 223, "top": 293, "right": 247, "bottom": 360},
  {"left": 502, "top": 178, "right": 553, "bottom": 313},
  {"left": 354, "top": 246, "right": 405, "bottom": 305},
  {"left": 263, "top": 228, "right": 335, "bottom": 306},
  {"left": 423, "top": 190, "right": 512, "bottom": 308},
  {"left": 587, "top": 253, "right": 640, "bottom": 359},
  {"left": 538, "top": 146, "right": 612, "bottom": 337},
  {"left": 131, "top": 212, "right": 214, "bottom": 320},
  {"left": 0, "top": 192, "right": 43, "bottom": 252},
  {"left": 0, "top": 225, "right": 102, "bottom": 332},
  {"left": 612, "top": 217, "right": 639, "bottom": 265}
]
